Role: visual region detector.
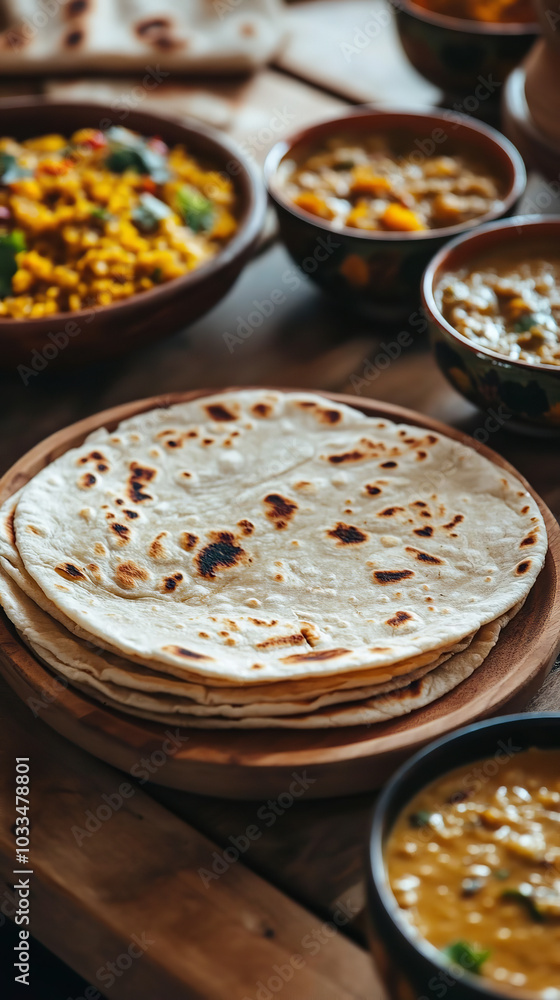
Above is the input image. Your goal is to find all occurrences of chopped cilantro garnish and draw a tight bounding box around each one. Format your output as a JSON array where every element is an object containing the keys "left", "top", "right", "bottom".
[
  {"left": 132, "top": 193, "right": 171, "bottom": 233},
  {"left": 514, "top": 313, "right": 538, "bottom": 333},
  {"left": 0, "top": 230, "right": 25, "bottom": 298},
  {"left": 408, "top": 810, "right": 433, "bottom": 829},
  {"left": 0, "top": 153, "right": 32, "bottom": 185},
  {"left": 493, "top": 868, "right": 510, "bottom": 880},
  {"left": 501, "top": 888, "right": 544, "bottom": 922},
  {"left": 90, "top": 206, "right": 111, "bottom": 221},
  {"left": 104, "top": 127, "right": 169, "bottom": 183},
  {"left": 442, "top": 941, "right": 490, "bottom": 974},
  {"left": 176, "top": 185, "right": 214, "bottom": 233}
]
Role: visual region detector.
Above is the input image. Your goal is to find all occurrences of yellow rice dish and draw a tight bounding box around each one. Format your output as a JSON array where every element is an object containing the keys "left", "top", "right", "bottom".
[{"left": 0, "top": 127, "right": 238, "bottom": 319}]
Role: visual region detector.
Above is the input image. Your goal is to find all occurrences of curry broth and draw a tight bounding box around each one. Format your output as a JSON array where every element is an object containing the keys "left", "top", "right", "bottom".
[
  {"left": 437, "top": 242, "right": 560, "bottom": 367},
  {"left": 386, "top": 748, "right": 560, "bottom": 994}
]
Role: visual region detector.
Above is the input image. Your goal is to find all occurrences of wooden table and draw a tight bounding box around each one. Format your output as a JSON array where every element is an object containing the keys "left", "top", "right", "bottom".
[{"left": 0, "top": 3, "right": 559, "bottom": 996}]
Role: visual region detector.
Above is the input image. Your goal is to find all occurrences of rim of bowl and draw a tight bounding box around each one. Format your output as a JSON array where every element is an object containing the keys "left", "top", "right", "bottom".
[
  {"left": 0, "top": 97, "right": 267, "bottom": 327},
  {"left": 368, "top": 711, "right": 560, "bottom": 1000},
  {"left": 392, "top": 0, "right": 541, "bottom": 36},
  {"left": 264, "top": 107, "right": 527, "bottom": 243},
  {"left": 422, "top": 214, "right": 560, "bottom": 376}
]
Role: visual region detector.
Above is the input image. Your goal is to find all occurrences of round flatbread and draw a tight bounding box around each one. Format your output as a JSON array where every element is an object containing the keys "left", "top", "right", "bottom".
[{"left": 8, "top": 390, "right": 546, "bottom": 684}]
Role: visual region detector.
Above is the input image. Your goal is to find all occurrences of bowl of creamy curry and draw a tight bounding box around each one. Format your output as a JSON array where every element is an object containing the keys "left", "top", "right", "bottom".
[
  {"left": 423, "top": 217, "right": 560, "bottom": 431},
  {"left": 265, "top": 109, "right": 525, "bottom": 319},
  {"left": 368, "top": 713, "right": 560, "bottom": 1000}
]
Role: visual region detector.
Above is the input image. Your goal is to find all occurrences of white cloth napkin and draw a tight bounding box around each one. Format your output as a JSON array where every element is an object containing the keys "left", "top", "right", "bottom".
[{"left": 0, "top": 0, "right": 286, "bottom": 73}]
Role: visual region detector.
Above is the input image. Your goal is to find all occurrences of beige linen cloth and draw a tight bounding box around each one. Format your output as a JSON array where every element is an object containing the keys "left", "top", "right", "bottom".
[{"left": 0, "top": 0, "right": 286, "bottom": 73}]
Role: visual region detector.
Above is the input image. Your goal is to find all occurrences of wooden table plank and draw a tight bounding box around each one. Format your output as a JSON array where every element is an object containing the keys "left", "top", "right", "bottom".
[
  {"left": 0, "top": 678, "right": 381, "bottom": 1000},
  {"left": 276, "top": 0, "right": 441, "bottom": 106}
]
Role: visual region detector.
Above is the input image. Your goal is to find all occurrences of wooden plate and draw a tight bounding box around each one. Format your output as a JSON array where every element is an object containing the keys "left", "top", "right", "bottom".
[{"left": 1, "top": 390, "right": 559, "bottom": 800}]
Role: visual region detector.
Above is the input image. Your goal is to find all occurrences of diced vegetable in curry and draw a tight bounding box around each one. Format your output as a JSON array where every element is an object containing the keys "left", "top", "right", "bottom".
[
  {"left": 438, "top": 248, "right": 560, "bottom": 367},
  {"left": 281, "top": 136, "right": 502, "bottom": 234},
  {"left": 387, "top": 749, "right": 560, "bottom": 995},
  {"left": 0, "top": 126, "right": 238, "bottom": 318}
]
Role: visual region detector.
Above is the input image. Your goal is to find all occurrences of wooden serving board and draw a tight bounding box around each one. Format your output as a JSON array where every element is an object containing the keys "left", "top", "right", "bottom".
[{"left": 0, "top": 389, "right": 559, "bottom": 800}]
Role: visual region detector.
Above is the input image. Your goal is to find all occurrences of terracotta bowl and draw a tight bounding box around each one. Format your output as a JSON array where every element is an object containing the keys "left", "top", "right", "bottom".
[
  {"left": 391, "top": 0, "right": 540, "bottom": 95},
  {"left": 264, "top": 108, "right": 526, "bottom": 320},
  {"left": 0, "top": 97, "right": 266, "bottom": 371},
  {"left": 367, "top": 712, "right": 560, "bottom": 1000},
  {"left": 423, "top": 216, "right": 560, "bottom": 432}
]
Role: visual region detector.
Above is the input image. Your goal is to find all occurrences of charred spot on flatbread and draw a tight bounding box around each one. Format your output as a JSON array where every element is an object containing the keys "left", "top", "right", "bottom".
[
  {"left": 328, "top": 449, "right": 365, "bottom": 464},
  {"left": 373, "top": 569, "right": 414, "bottom": 584},
  {"left": 110, "top": 523, "right": 130, "bottom": 545},
  {"left": 162, "top": 645, "right": 213, "bottom": 661},
  {"left": 443, "top": 514, "right": 464, "bottom": 530},
  {"left": 127, "top": 463, "right": 155, "bottom": 503},
  {"left": 162, "top": 573, "right": 183, "bottom": 592},
  {"left": 365, "top": 484, "right": 382, "bottom": 496},
  {"left": 252, "top": 402, "right": 272, "bottom": 418},
  {"left": 386, "top": 611, "right": 413, "bottom": 627},
  {"left": 79, "top": 472, "right": 97, "bottom": 489},
  {"left": 149, "top": 533, "right": 167, "bottom": 560},
  {"left": 205, "top": 403, "right": 236, "bottom": 422},
  {"left": 180, "top": 531, "right": 198, "bottom": 551},
  {"left": 55, "top": 562, "right": 85, "bottom": 581},
  {"left": 414, "top": 526, "right": 433, "bottom": 537},
  {"left": 238, "top": 520, "right": 254, "bottom": 536},
  {"left": 256, "top": 634, "right": 307, "bottom": 650},
  {"left": 380, "top": 461, "right": 398, "bottom": 469},
  {"left": 520, "top": 535, "right": 537, "bottom": 547},
  {"left": 327, "top": 522, "right": 368, "bottom": 545},
  {"left": 406, "top": 547, "right": 444, "bottom": 565},
  {"left": 64, "top": 29, "right": 83, "bottom": 46},
  {"left": 516, "top": 560, "right": 531, "bottom": 575},
  {"left": 317, "top": 408, "right": 342, "bottom": 424},
  {"left": 281, "top": 647, "right": 352, "bottom": 664},
  {"left": 196, "top": 532, "right": 248, "bottom": 579},
  {"left": 263, "top": 494, "right": 297, "bottom": 530},
  {"left": 114, "top": 561, "right": 150, "bottom": 590},
  {"left": 378, "top": 506, "right": 404, "bottom": 518}
]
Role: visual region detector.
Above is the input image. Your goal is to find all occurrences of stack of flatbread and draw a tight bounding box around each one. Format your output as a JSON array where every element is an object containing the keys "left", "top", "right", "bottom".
[{"left": 0, "top": 390, "right": 548, "bottom": 729}]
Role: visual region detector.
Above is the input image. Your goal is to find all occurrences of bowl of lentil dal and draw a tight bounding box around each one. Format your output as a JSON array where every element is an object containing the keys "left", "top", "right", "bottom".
[
  {"left": 0, "top": 98, "right": 265, "bottom": 370},
  {"left": 423, "top": 217, "right": 560, "bottom": 431},
  {"left": 368, "top": 713, "right": 560, "bottom": 1000},
  {"left": 264, "top": 108, "right": 525, "bottom": 320}
]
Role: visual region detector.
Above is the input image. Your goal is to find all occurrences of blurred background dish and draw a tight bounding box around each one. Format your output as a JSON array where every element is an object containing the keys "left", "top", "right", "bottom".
[
  {"left": 502, "top": 2, "right": 560, "bottom": 180},
  {"left": 423, "top": 216, "right": 560, "bottom": 432},
  {"left": 0, "top": 98, "right": 266, "bottom": 370},
  {"left": 391, "top": 0, "right": 540, "bottom": 97},
  {"left": 368, "top": 712, "right": 560, "bottom": 1000},
  {"left": 265, "top": 108, "right": 526, "bottom": 320}
]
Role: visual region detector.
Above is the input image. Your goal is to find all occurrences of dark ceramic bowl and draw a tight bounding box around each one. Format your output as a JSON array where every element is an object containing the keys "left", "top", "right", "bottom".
[
  {"left": 391, "top": 0, "right": 540, "bottom": 96},
  {"left": 0, "top": 97, "right": 266, "bottom": 371},
  {"left": 264, "top": 108, "right": 526, "bottom": 320},
  {"left": 423, "top": 216, "right": 560, "bottom": 432},
  {"left": 368, "top": 712, "right": 560, "bottom": 1000}
]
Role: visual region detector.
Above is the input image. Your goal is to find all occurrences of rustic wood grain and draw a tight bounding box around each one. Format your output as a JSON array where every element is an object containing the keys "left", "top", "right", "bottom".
[{"left": 0, "top": 678, "right": 381, "bottom": 1000}]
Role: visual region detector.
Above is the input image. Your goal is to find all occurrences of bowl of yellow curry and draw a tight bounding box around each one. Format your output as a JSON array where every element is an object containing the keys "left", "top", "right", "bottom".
[
  {"left": 391, "top": 0, "right": 540, "bottom": 96},
  {"left": 264, "top": 108, "right": 525, "bottom": 320},
  {"left": 423, "top": 216, "right": 560, "bottom": 431},
  {"left": 0, "top": 97, "right": 265, "bottom": 371},
  {"left": 368, "top": 713, "right": 560, "bottom": 1000}
]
